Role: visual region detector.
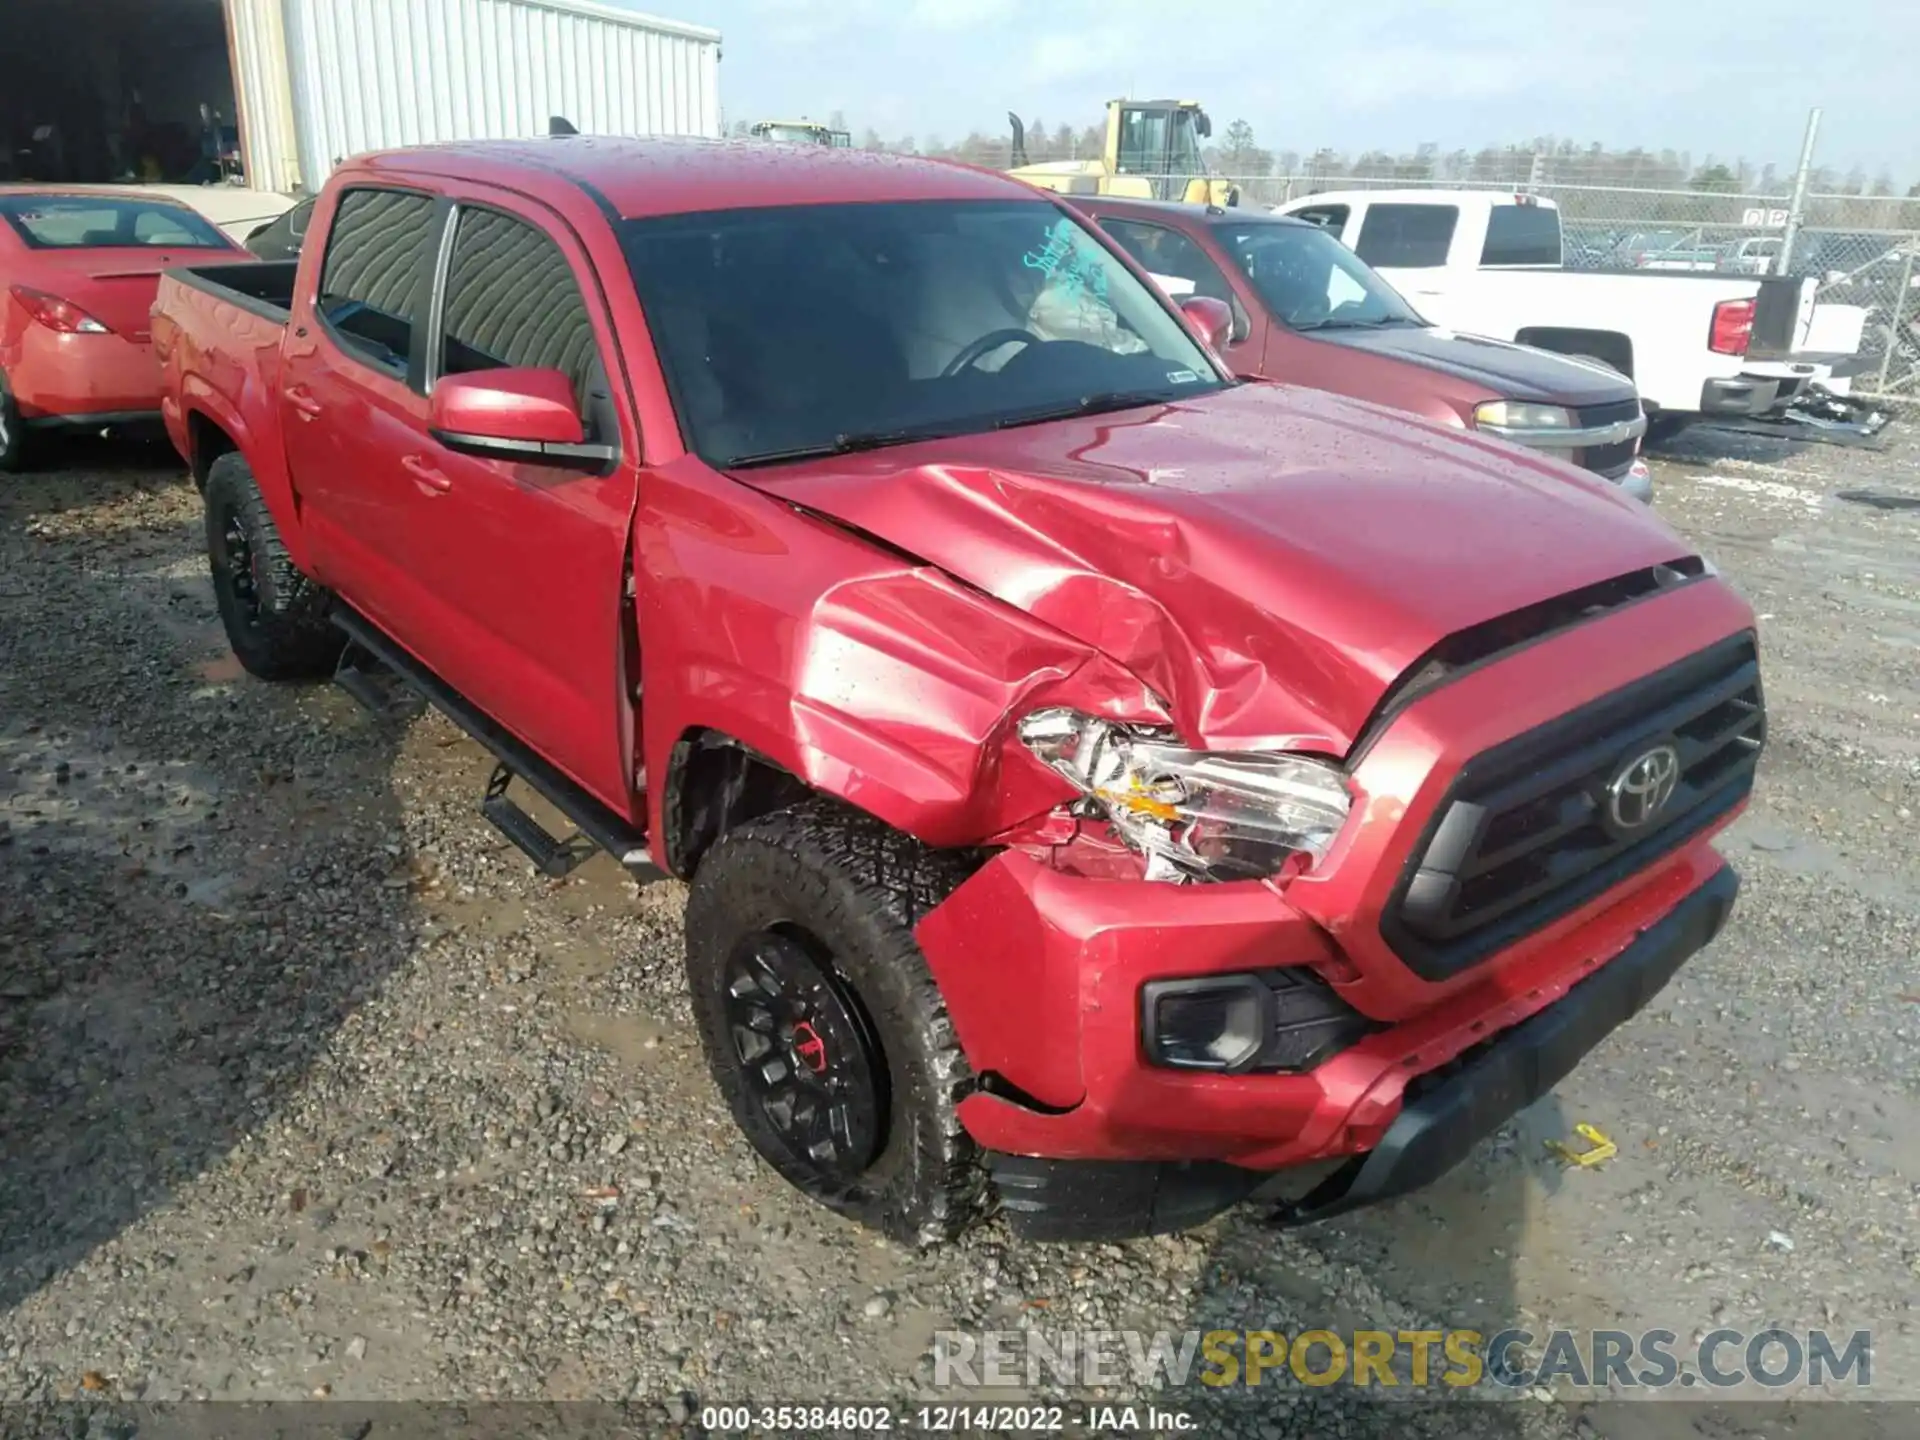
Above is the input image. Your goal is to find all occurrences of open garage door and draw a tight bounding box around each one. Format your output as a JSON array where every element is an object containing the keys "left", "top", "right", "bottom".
[{"left": 1, "top": 0, "right": 241, "bottom": 186}]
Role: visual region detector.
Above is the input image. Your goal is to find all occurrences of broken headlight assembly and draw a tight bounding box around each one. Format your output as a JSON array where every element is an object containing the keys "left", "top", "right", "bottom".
[{"left": 1017, "top": 708, "right": 1352, "bottom": 884}]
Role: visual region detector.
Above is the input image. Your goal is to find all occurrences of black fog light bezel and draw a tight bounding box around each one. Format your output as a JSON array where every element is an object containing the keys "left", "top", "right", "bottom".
[
  {"left": 1140, "top": 975, "right": 1273, "bottom": 1073},
  {"left": 1141, "top": 969, "right": 1379, "bottom": 1075}
]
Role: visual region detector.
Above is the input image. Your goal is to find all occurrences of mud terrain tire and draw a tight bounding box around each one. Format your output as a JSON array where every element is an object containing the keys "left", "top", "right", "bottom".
[
  {"left": 684, "top": 801, "right": 989, "bottom": 1245},
  {"left": 204, "top": 451, "right": 341, "bottom": 680}
]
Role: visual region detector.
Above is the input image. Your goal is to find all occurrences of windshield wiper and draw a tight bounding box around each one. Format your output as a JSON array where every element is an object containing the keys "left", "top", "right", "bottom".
[
  {"left": 725, "top": 429, "right": 944, "bottom": 469},
  {"left": 1293, "top": 315, "right": 1417, "bottom": 332},
  {"left": 991, "top": 390, "right": 1187, "bottom": 430}
]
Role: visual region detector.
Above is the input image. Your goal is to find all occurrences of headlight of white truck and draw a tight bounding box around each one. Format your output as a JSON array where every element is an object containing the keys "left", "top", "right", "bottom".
[
  {"left": 1017, "top": 708, "right": 1352, "bottom": 884},
  {"left": 1472, "top": 400, "right": 1576, "bottom": 432}
]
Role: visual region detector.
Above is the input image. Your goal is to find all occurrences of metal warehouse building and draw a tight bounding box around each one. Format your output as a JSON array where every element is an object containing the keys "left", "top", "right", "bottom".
[{"left": 2, "top": 0, "right": 723, "bottom": 194}]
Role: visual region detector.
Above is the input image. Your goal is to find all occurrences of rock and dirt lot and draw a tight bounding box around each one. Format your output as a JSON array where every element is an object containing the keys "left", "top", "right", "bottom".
[{"left": 2, "top": 428, "right": 1916, "bottom": 1439}]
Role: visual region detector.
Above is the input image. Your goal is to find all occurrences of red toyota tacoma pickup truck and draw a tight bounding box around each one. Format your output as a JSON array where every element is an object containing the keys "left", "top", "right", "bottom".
[{"left": 151, "top": 138, "right": 1765, "bottom": 1245}]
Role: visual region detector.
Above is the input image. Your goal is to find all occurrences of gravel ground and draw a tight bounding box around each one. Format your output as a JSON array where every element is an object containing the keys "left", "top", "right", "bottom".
[{"left": 2, "top": 426, "right": 1916, "bottom": 1440}]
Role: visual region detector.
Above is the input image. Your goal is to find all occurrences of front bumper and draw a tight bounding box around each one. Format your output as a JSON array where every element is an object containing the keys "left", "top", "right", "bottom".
[
  {"left": 1616, "top": 457, "right": 1653, "bottom": 503},
  {"left": 985, "top": 864, "right": 1736, "bottom": 1241},
  {"left": 1271, "top": 863, "right": 1736, "bottom": 1227}
]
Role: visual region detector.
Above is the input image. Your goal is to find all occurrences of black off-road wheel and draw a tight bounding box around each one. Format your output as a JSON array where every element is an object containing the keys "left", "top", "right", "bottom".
[
  {"left": 0, "top": 370, "right": 32, "bottom": 473},
  {"left": 684, "top": 802, "right": 990, "bottom": 1245},
  {"left": 204, "top": 451, "right": 342, "bottom": 680}
]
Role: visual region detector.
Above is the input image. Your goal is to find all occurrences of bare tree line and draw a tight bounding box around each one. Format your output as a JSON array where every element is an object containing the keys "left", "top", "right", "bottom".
[{"left": 729, "top": 111, "right": 1920, "bottom": 203}]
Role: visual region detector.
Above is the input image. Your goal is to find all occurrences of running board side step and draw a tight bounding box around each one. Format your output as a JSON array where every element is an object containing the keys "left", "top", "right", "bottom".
[
  {"left": 482, "top": 763, "right": 599, "bottom": 878},
  {"left": 330, "top": 607, "right": 665, "bottom": 883},
  {"left": 333, "top": 638, "right": 430, "bottom": 721}
]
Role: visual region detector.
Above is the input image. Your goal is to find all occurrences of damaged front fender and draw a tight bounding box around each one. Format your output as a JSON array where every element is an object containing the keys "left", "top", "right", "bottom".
[{"left": 636, "top": 458, "right": 1169, "bottom": 859}]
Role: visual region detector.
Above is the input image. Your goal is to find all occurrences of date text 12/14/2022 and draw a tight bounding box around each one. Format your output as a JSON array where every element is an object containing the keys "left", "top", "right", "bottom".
[{"left": 700, "top": 1404, "right": 1197, "bottom": 1432}]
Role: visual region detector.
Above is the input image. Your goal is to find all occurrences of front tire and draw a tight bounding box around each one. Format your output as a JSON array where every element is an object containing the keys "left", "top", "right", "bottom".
[
  {"left": 684, "top": 802, "right": 989, "bottom": 1245},
  {"left": 204, "top": 451, "right": 341, "bottom": 680}
]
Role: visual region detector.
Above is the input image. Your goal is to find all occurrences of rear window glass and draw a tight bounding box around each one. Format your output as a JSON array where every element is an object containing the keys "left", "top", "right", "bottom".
[
  {"left": 1479, "top": 204, "right": 1562, "bottom": 266},
  {"left": 1353, "top": 204, "right": 1458, "bottom": 269},
  {"left": 0, "top": 195, "right": 231, "bottom": 250}
]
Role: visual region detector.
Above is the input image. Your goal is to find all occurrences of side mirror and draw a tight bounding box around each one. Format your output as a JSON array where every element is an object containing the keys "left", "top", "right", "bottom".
[
  {"left": 428, "top": 368, "right": 612, "bottom": 467},
  {"left": 1179, "top": 295, "right": 1235, "bottom": 352}
]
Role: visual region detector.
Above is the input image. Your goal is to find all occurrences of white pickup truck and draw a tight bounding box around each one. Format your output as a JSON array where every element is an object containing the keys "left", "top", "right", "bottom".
[{"left": 1273, "top": 189, "right": 1880, "bottom": 442}]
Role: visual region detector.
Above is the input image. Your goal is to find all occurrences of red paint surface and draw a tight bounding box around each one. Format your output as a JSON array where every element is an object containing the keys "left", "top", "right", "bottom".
[{"left": 155, "top": 139, "right": 1757, "bottom": 1176}]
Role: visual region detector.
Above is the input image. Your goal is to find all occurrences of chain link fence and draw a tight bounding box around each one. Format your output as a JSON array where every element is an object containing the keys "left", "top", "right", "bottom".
[{"left": 1197, "top": 172, "right": 1920, "bottom": 400}]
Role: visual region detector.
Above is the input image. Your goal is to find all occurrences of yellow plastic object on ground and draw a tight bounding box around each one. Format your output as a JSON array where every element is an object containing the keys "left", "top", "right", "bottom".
[{"left": 1545, "top": 1123, "right": 1618, "bottom": 1167}]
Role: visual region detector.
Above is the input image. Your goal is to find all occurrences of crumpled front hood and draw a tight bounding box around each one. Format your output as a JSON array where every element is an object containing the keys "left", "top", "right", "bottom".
[{"left": 733, "top": 383, "right": 1692, "bottom": 754}]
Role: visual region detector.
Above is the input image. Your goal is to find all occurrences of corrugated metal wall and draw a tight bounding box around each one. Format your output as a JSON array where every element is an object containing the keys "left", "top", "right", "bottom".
[
  {"left": 226, "top": 0, "right": 306, "bottom": 193},
  {"left": 275, "top": 0, "right": 722, "bottom": 189}
]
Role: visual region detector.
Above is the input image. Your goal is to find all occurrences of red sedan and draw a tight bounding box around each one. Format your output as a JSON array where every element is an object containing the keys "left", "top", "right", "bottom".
[{"left": 1, "top": 188, "right": 247, "bottom": 470}]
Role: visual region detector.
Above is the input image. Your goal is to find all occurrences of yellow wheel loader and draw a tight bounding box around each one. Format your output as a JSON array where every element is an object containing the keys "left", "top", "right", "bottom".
[{"left": 1007, "top": 100, "right": 1241, "bottom": 207}]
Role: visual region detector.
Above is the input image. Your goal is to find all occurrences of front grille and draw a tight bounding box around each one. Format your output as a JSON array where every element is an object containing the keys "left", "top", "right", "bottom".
[
  {"left": 1382, "top": 633, "right": 1765, "bottom": 980},
  {"left": 1575, "top": 398, "right": 1643, "bottom": 430},
  {"left": 1574, "top": 399, "right": 1644, "bottom": 478},
  {"left": 1577, "top": 439, "right": 1637, "bottom": 477}
]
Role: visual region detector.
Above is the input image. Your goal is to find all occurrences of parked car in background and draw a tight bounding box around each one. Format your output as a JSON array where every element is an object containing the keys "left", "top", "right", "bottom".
[
  {"left": 1720, "top": 236, "right": 1782, "bottom": 276},
  {"left": 152, "top": 139, "right": 1762, "bottom": 1245},
  {"left": 1275, "top": 190, "right": 1878, "bottom": 443},
  {"left": 1615, "top": 231, "right": 1721, "bottom": 271},
  {"left": 244, "top": 195, "right": 316, "bottom": 261},
  {"left": 1, "top": 186, "right": 249, "bottom": 469},
  {"left": 1070, "top": 196, "right": 1651, "bottom": 499}
]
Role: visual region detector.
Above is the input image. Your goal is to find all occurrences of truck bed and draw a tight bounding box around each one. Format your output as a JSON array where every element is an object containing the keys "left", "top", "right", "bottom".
[{"left": 167, "top": 259, "right": 297, "bottom": 324}]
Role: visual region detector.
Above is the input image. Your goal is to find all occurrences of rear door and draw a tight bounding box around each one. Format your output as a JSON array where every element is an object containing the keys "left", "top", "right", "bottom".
[
  {"left": 407, "top": 185, "right": 641, "bottom": 814},
  {"left": 280, "top": 185, "right": 445, "bottom": 636}
]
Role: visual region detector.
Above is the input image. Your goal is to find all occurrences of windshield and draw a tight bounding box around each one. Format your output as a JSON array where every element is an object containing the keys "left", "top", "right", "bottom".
[
  {"left": 0, "top": 194, "right": 231, "bottom": 250},
  {"left": 1217, "top": 221, "right": 1424, "bottom": 330},
  {"left": 621, "top": 199, "right": 1227, "bottom": 468}
]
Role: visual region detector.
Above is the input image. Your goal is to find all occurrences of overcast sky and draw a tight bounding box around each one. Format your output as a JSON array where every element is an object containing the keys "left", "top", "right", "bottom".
[{"left": 630, "top": 0, "right": 1919, "bottom": 182}]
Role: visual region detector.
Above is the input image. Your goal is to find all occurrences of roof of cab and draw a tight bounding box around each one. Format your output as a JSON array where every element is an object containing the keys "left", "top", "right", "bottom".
[{"left": 352, "top": 136, "right": 1043, "bottom": 219}]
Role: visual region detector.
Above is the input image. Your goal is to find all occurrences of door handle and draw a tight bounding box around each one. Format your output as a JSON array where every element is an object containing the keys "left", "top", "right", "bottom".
[
  {"left": 283, "top": 385, "right": 323, "bottom": 419},
  {"left": 401, "top": 454, "right": 452, "bottom": 494}
]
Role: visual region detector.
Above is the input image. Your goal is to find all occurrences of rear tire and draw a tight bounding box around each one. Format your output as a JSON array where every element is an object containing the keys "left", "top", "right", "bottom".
[
  {"left": 683, "top": 801, "right": 989, "bottom": 1245},
  {"left": 0, "top": 371, "right": 32, "bottom": 473},
  {"left": 204, "top": 451, "right": 342, "bottom": 680}
]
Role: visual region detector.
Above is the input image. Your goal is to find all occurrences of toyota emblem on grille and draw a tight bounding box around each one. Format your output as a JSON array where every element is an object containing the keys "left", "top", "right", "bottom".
[{"left": 1606, "top": 744, "right": 1680, "bottom": 831}]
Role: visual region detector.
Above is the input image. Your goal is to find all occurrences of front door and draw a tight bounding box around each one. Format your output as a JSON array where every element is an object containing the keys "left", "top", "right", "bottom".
[{"left": 407, "top": 189, "right": 642, "bottom": 816}]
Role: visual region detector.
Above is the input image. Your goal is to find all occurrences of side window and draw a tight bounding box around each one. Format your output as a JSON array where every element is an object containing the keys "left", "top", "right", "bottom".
[
  {"left": 317, "top": 189, "right": 438, "bottom": 376},
  {"left": 1100, "top": 219, "right": 1235, "bottom": 306},
  {"left": 438, "top": 207, "right": 602, "bottom": 417},
  {"left": 133, "top": 208, "right": 203, "bottom": 245},
  {"left": 1354, "top": 204, "right": 1459, "bottom": 269},
  {"left": 1291, "top": 204, "right": 1349, "bottom": 238},
  {"left": 1479, "top": 204, "right": 1562, "bottom": 266}
]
